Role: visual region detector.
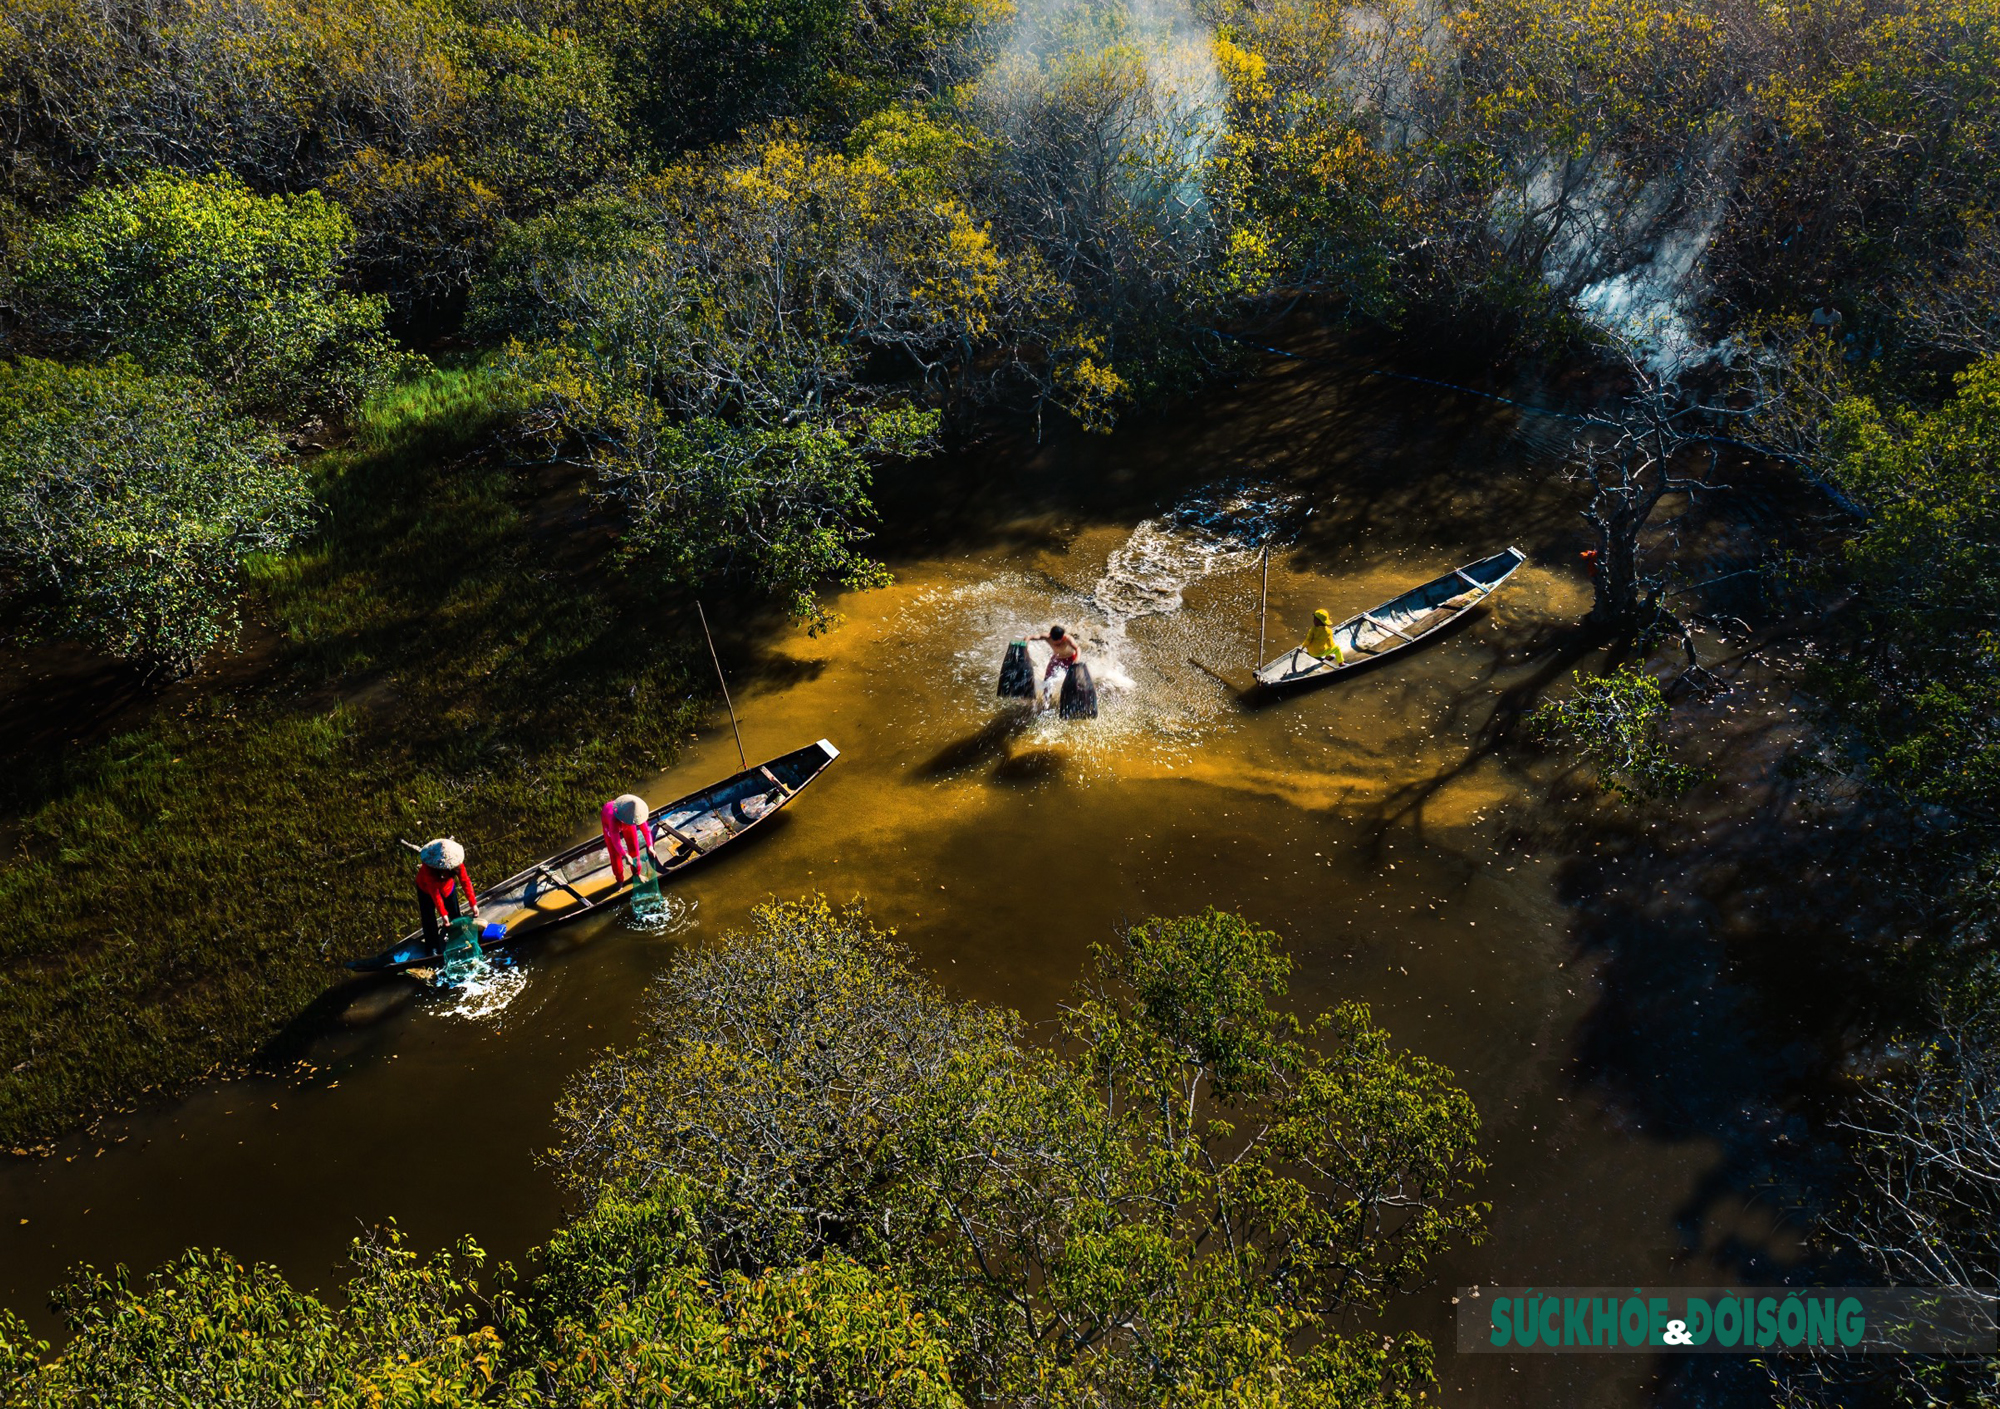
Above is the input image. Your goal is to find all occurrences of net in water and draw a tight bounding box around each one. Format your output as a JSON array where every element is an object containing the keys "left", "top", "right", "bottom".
[
  {"left": 1059, "top": 661, "right": 1099, "bottom": 719},
  {"left": 997, "top": 640, "right": 1036, "bottom": 698},
  {"left": 442, "top": 915, "right": 484, "bottom": 963},
  {"left": 438, "top": 915, "right": 487, "bottom": 986}
]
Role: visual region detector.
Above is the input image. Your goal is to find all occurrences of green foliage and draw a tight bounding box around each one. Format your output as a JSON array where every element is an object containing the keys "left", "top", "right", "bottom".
[
  {"left": 2, "top": 900, "right": 1479, "bottom": 1407},
  {"left": 0, "top": 1311, "right": 45, "bottom": 1395},
  {"left": 0, "top": 0, "right": 462, "bottom": 194},
  {"left": 5, "top": 1198, "right": 964, "bottom": 1408},
  {"left": 491, "top": 129, "right": 1011, "bottom": 629},
  {"left": 12, "top": 170, "right": 397, "bottom": 416},
  {"left": 1210, "top": 35, "right": 1400, "bottom": 325},
  {"left": 968, "top": 4, "right": 1259, "bottom": 398},
  {"left": 531, "top": 1212, "right": 967, "bottom": 1409},
  {"left": 5, "top": 1228, "right": 509, "bottom": 1407},
  {"left": 1726, "top": 0, "right": 2000, "bottom": 354},
  {"left": 1530, "top": 664, "right": 1705, "bottom": 803},
  {"left": 551, "top": 895, "right": 1020, "bottom": 1266},
  {"left": 0, "top": 364, "right": 703, "bottom": 1149},
  {"left": 459, "top": 21, "right": 637, "bottom": 214},
  {"left": 0, "top": 358, "right": 307, "bottom": 674},
  {"left": 1816, "top": 354, "right": 2000, "bottom": 814},
  {"left": 614, "top": 0, "right": 1007, "bottom": 152},
  {"left": 555, "top": 896, "right": 1485, "bottom": 1407},
  {"left": 1084, "top": 907, "right": 1298, "bottom": 1097}
]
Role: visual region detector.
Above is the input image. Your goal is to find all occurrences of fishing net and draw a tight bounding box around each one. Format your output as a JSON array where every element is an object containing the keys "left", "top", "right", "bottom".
[
  {"left": 997, "top": 640, "right": 1036, "bottom": 698},
  {"left": 440, "top": 915, "right": 485, "bottom": 977},
  {"left": 1059, "top": 661, "right": 1099, "bottom": 719},
  {"left": 630, "top": 845, "right": 662, "bottom": 905}
]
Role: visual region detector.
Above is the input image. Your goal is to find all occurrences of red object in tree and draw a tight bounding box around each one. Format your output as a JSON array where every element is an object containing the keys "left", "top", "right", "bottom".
[{"left": 1580, "top": 548, "right": 1599, "bottom": 577}]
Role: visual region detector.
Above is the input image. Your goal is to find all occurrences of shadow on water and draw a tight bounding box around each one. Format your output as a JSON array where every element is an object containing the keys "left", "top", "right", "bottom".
[
  {"left": 864, "top": 333, "right": 1582, "bottom": 579},
  {"left": 1525, "top": 659, "right": 1905, "bottom": 1404},
  {"left": 918, "top": 709, "right": 1036, "bottom": 778},
  {"left": 991, "top": 748, "right": 1072, "bottom": 786},
  {"left": 1329, "top": 617, "right": 1606, "bottom": 840},
  {"left": 1565, "top": 810, "right": 1901, "bottom": 1405}
]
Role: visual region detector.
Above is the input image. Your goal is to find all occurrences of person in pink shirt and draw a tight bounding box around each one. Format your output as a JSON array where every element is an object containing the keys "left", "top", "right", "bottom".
[{"left": 602, "top": 793, "right": 656, "bottom": 884}]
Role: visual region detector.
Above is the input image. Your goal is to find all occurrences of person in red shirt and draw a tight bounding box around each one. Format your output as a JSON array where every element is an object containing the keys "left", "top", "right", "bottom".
[
  {"left": 602, "top": 794, "right": 656, "bottom": 884},
  {"left": 416, "top": 837, "right": 478, "bottom": 949}
]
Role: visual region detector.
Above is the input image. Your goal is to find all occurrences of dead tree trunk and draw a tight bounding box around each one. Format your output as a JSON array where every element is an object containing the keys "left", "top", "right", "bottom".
[{"left": 1568, "top": 361, "right": 1723, "bottom": 679}]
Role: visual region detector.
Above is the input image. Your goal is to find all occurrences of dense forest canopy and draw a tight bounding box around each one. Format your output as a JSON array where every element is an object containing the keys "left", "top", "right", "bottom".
[
  {"left": 4, "top": 0, "right": 2000, "bottom": 1401},
  {"left": 4, "top": 0, "right": 1998, "bottom": 651}
]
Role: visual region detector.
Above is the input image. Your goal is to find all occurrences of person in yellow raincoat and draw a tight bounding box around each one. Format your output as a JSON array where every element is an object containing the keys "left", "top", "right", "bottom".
[{"left": 1304, "top": 609, "right": 1344, "bottom": 663}]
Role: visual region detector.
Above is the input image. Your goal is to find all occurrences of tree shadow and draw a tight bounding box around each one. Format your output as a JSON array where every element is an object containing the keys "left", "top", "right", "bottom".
[
  {"left": 1556, "top": 769, "right": 1915, "bottom": 1407},
  {"left": 1335, "top": 617, "right": 1610, "bottom": 850}
]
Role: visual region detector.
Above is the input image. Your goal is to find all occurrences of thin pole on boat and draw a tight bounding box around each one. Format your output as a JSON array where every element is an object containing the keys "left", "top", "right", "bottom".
[
  {"left": 1256, "top": 543, "right": 1270, "bottom": 666},
  {"left": 696, "top": 601, "right": 748, "bottom": 771}
]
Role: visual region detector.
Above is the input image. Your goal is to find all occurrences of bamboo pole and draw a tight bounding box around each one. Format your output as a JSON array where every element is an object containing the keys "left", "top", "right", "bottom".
[
  {"left": 696, "top": 601, "right": 748, "bottom": 771},
  {"left": 1257, "top": 544, "right": 1270, "bottom": 666}
]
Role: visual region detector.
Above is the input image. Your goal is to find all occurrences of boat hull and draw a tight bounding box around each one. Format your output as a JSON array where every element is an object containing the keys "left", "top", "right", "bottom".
[
  {"left": 1253, "top": 548, "right": 1526, "bottom": 690},
  {"left": 348, "top": 739, "right": 840, "bottom": 973}
]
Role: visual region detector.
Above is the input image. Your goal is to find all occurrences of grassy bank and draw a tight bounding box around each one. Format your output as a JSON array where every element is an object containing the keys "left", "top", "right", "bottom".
[{"left": 0, "top": 367, "right": 703, "bottom": 1149}]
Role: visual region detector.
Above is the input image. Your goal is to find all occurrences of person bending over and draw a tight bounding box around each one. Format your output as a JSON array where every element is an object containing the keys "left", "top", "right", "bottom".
[
  {"left": 602, "top": 793, "right": 658, "bottom": 884},
  {"left": 415, "top": 837, "right": 478, "bottom": 949}
]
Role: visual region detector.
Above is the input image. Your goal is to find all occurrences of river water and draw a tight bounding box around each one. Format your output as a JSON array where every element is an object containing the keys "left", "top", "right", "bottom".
[{"left": 0, "top": 349, "right": 1829, "bottom": 1404}]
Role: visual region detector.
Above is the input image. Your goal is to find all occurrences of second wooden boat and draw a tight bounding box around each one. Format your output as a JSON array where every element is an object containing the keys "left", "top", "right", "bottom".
[
  {"left": 1253, "top": 548, "right": 1526, "bottom": 690},
  {"left": 349, "top": 739, "right": 840, "bottom": 973}
]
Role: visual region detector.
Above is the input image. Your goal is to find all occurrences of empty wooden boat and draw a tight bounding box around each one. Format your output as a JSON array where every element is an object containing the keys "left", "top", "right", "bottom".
[
  {"left": 349, "top": 739, "right": 840, "bottom": 973},
  {"left": 1253, "top": 548, "right": 1526, "bottom": 690}
]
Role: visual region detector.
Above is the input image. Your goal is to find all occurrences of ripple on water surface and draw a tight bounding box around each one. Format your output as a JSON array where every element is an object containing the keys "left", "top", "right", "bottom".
[{"left": 427, "top": 954, "right": 530, "bottom": 1023}]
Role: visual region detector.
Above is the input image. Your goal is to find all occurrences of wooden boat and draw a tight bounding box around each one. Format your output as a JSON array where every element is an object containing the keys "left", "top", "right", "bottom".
[
  {"left": 349, "top": 739, "right": 840, "bottom": 973},
  {"left": 1253, "top": 548, "right": 1526, "bottom": 690}
]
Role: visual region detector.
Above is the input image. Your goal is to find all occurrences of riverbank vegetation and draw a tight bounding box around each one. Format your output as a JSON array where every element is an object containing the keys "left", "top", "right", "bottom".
[
  {"left": 2, "top": 0, "right": 2000, "bottom": 1396},
  {"left": 0, "top": 369, "right": 700, "bottom": 1149},
  {"left": 0, "top": 902, "right": 1485, "bottom": 1407}
]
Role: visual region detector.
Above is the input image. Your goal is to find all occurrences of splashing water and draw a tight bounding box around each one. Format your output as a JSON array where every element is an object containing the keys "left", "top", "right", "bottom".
[
  {"left": 1092, "top": 483, "right": 1302, "bottom": 620},
  {"left": 430, "top": 952, "right": 528, "bottom": 1022},
  {"left": 907, "top": 481, "right": 1303, "bottom": 772},
  {"left": 626, "top": 892, "right": 698, "bottom": 935},
  {"left": 1081, "top": 482, "right": 1303, "bottom": 690}
]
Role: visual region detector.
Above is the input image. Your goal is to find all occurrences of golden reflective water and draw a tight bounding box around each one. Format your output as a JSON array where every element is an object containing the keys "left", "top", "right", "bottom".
[{"left": 0, "top": 352, "right": 1808, "bottom": 1404}]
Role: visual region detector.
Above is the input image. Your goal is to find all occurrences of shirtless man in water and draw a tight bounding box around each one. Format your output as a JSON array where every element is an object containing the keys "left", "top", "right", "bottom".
[{"left": 1026, "top": 624, "right": 1082, "bottom": 706}]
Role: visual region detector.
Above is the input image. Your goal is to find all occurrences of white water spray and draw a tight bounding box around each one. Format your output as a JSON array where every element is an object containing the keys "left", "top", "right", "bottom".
[
  {"left": 430, "top": 952, "right": 528, "bottom": 1022},
  {"left": 626, "top": 892, "right": 698, "bottom": 935},
  {"left": 908, "top": 481, "right": 1300, "bottom": 770},
  {"left": 1090, "top": 482, "right": 1299, "bottom": 623}
]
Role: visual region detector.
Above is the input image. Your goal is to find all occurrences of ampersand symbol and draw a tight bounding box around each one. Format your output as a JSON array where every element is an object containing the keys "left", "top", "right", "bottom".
[{"left": 1662, "top": 1319, "right": 1693, "bottom": 1346}]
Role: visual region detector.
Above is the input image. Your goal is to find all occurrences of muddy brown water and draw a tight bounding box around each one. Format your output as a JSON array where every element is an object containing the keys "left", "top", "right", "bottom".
[{"left": 1, "top": 350, "right": 1841, "bottom": 1404}]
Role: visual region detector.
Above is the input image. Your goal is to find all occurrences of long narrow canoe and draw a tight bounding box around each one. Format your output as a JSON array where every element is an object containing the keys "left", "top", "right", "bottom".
[
  {"left": 349, "top": 739, "right": 840, "bottom": 973},
  {"left": 1253, "top": 548, "right": 1526, "bottom": 690}
]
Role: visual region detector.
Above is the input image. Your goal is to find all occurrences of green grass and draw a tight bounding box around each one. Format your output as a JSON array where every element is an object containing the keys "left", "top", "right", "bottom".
[{"left": 0, "top": 364, "right": 703, "bottom": 1148}]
